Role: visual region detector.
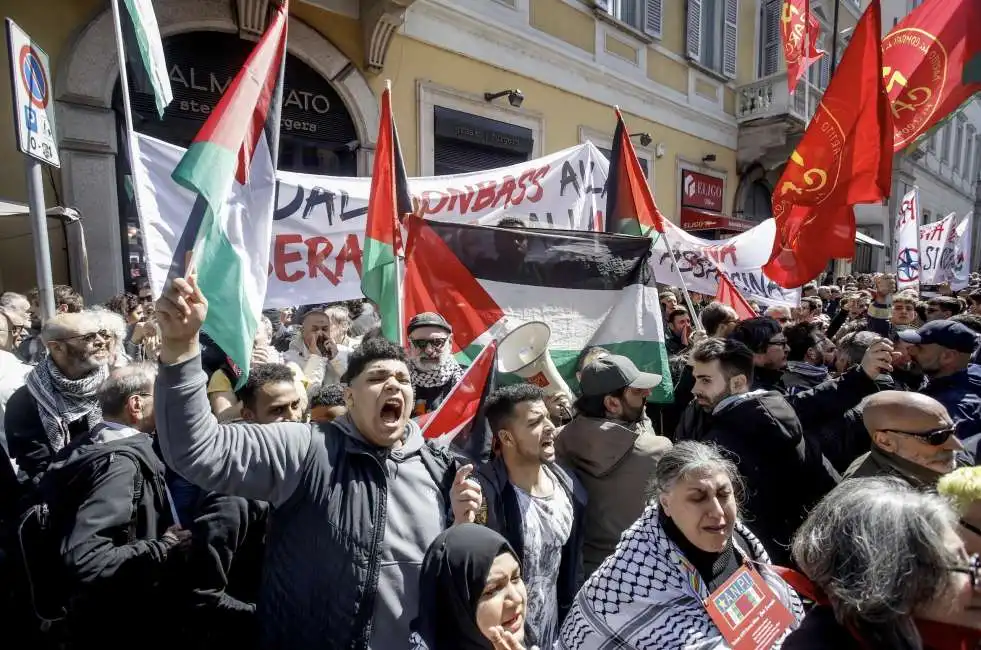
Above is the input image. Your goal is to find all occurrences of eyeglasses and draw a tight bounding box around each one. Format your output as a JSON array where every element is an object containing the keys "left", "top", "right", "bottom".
[
  {"left": 56, "top": 330, "right": 112, "bottom": 344},
  {"left": 768, "top": 337, "right": 789, "bottom": 347},
  {"left": 881, "top": 425, "right": 958, "bottom": 446},
  {"left": 410, "top": 337, "right": 448, "bottom": 351},
  {"left": 948, "top": 554, "right": 981, "bottom": 590}
]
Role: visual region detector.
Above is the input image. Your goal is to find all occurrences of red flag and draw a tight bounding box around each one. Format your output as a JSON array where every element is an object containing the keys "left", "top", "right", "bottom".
[
  {"left": 605, "top": 109, "right": 666, "bottom": 235},
  {"left": 715, "top": 273, "right": 757, "bottom": 320},
  {"left": 765, "top": 0, "right": 893, "bottom": 289},
  {"left": 403, "top": 215, "right": 505, "bottom": 352},
  {"left": 782, "top": 0, "right": 826, "bottom": 94},
  {"left": 882, "top": 0, "right": 981, "bottom": 151},
  {"left": 422, "top": 342, "right": 498, "bottom": 461}
]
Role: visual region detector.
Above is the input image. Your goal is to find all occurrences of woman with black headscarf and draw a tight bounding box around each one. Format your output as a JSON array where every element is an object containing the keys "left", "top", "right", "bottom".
[{"left": 409, "top": 524, "right": 539, "bottom": 650}]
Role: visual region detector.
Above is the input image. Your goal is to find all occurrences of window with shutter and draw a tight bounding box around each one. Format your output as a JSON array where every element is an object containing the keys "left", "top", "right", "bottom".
[
  {"left": 974, "top": 136, "right": 981, "bottom": 181},
  {"left": 963, "top": 125, "right": 974, "bottom": 175},
  {"left": 953, "top": 119, "right": 964, "bottom": 171},
  {"left": 819, "top": 33, "right": 831, "bottom": 90},
  {"left": 687, "top": 0, "right": 703, "bottom": 61},
  {"left": 722, "top": 0, "right": 738, "bottom": 78},
  {"left": 940, "top": 123, "right": 951, "bottom": 163},
  {"left": 760, "top": 0, "right": 781, "bottom": 77},
  {"left": 645, "top": 0, "right": 663, "bottom": 38},
  {"left": 605, "top": 0, "right": 645, "bottom": 31}
]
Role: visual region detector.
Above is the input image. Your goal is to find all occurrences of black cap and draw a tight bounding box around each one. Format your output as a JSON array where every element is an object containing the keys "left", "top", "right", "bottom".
[
  {"left": 579, "top": 354, "right": 662, "bottom": 397},
  {"left": 898, "top": 320, "right": 979, "bottom": 354},
  {"left": 407, "top": 312, "right": 452, "bottom": 335}
]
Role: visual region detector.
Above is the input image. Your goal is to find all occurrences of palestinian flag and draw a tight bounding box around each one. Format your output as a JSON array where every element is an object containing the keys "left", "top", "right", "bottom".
[
  {"left": 715, "top": 272, "right": 757, "bottom": 320},
  {"left": 118, "top": 0, "right": 172, "bottom": 117},
  {"left": 403, "top": 216, "right": 674, "bottom": 403},
  {"left": 363, "top": 84, "right": 412, "bottom": 343},
  {"left": 421, "top": 341, "right": 497, "bottom": 463},
  {"left": 606, "top": 108, "right": 666, "bottom": 236},
  {"left": 169, "top": 0, "right": 287, "bottom": 388}
]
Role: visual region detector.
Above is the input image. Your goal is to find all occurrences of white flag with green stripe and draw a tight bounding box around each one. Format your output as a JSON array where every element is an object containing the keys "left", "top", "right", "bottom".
[{"left": 120, "top": 0, "right": 172, "bottom": 117}]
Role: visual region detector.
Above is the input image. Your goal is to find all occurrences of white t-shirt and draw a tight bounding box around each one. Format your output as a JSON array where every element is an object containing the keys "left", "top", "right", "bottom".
[{"left": 512, "top": 467, "right": 573, "bottom": 650}]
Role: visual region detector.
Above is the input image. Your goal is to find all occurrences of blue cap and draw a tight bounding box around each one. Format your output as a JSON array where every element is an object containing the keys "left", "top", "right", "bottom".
[{"left": 898, "top": 320, "right": 979, "bottom": 354}]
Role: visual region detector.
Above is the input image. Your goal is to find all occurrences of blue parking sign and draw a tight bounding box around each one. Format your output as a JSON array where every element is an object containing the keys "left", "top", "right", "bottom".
[{"left": 24, "top": 105, "right": 37, "bottom": 133}]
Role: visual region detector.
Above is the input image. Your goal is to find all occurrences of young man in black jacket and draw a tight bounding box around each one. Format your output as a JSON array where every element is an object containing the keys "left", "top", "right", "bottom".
[
  {"left": 689, "top": 337, "right": 894, "bottom": 564},
  {"left": 476, "top": 384, "right": 586, "bottom": 649}
]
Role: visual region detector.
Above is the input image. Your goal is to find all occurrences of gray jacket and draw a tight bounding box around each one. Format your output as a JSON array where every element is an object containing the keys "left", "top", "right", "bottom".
[{"left": 155, "top": 355, "right": 459, "bottom": 650}]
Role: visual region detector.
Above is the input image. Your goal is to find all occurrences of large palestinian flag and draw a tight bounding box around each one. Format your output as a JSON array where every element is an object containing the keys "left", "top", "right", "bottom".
[
  {"left": 403, "top": 216, "right": 673, "bottom": 403},
  {"left": 168, "top": 0, "right": 287, "bottom": 387}
]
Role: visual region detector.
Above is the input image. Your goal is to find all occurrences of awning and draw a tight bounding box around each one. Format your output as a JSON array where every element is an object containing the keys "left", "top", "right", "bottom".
[
  {"left": 855, "top": 231, "right": 885, "bottom": 248},
  {"left": 679, "top": 207, "right": 757, "bottom": 233}
]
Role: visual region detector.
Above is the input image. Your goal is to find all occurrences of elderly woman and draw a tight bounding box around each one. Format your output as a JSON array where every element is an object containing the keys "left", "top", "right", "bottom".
[
  {"left": 939, "top": 466, "right": 981, "bottom": 555},
  {"left": 783, "top": 476, "right": 981, "bottom": 649},
  {"left": 556, "top": 441, "right": 803, "bottom": 650}
]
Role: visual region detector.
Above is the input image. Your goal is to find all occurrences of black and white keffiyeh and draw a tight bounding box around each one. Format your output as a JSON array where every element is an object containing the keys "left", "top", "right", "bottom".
[
  {"left": 557, "top": 504, "right": 804, "bottom": 650},
  {"left": 410, "top": 358, "right": 464, "bottom": 389},
  {"left": 26, "top": 357, "right": 107, "bottom": 452}
]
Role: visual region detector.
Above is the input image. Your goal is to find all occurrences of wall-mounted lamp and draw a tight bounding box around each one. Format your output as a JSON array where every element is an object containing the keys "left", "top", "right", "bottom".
[
  {"left": 484, "top": 89, "right": 524, "bottom": 108},
  {"left": 702, "top": 154, "right": 717, "bottom": 163},
  {"left": 630, "top": 132, "right": 653, "bottom": 147}
]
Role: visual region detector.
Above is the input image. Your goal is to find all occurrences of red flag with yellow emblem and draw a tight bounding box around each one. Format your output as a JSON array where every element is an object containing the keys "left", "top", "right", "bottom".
[
  {"left": 764, "top": 0, "right": 893, "bottom": 289},
  {"left": 782, "top": 0, "right": 825, "bottom": 94},
  {"left": 882, "top": 0, "right": 981, "bottom": 152}
]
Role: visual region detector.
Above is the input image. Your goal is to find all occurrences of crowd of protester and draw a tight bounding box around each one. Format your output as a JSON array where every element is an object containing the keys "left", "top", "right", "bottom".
[{"left": 0, "top": 266, "right": 980, "bottom": 650}]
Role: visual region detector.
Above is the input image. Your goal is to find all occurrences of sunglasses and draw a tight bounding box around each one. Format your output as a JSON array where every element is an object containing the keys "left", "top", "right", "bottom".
[
  {"left": 57, "top": 330, "right": 112, "bottom": 344},
  {"left": 948, "top": 553, "right": 981, "bottom": 591},
  {"left": 410, "top": 337, "right": 448, "bottom": 351},
  {"left": 882, "top": 425, "right": 957, "bottom": 446}
]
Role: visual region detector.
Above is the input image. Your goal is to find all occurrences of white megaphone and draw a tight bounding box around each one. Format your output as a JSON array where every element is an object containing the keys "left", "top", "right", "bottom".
[{"left": 497, "top": 321, "right": 572, "bottom": 397}]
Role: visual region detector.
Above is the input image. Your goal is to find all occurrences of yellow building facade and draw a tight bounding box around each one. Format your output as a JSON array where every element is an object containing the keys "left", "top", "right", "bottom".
[{"left": 0, "top": 0, "right": 854, "bottom": 301}]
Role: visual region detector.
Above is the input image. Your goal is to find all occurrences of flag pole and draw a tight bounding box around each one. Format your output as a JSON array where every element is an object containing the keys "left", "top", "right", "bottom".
[
  {"left": 387, "top": 79, "right": 407, "bottom": 348},
  {"left": 109, "top": 0, "right": 156, "bottom": 280}
]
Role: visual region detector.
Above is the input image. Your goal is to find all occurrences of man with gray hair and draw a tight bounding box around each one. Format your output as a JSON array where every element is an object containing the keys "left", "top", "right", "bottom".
[
  {"left": 5, "top": 311, "right": 111, "bottom": 479},
  {"left": 0, "top": 306, "right": 31, "bottom": 454},
  {"left": 49, "top": 363, "right": 187, "bottom": 650}
]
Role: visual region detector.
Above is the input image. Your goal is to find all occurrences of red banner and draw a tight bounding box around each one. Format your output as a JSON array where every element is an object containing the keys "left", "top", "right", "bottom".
[
  {"left": 781, "top": 0, "right": 825, "bottom": 94},
  {"left": 765, "top": 0, "right": 893, "bottom": 288},
  {"left": 882, "top": 0, "right": 981, "bottom": 151}
]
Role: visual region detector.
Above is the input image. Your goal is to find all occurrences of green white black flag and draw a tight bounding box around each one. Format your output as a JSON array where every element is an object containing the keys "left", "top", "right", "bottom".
[{"left": 120, "top": 0, "right": 172, "bottom": 117}]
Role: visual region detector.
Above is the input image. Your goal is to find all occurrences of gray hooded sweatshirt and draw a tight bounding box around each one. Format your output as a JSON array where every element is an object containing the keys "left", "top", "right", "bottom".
[{"left": 155, "top": 354, "right": 449, "bottom": 649}]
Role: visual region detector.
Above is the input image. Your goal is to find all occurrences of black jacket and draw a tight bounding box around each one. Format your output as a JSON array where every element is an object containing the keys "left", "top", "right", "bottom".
[
  {"left": 183, "top": 492, "right": 269, "bottom": 650},
  {"left": 475, "top": 456, "right": 587, "bottom": 625},
  {"left": 700, "top": 391, "right": 840, "bottom": 565},
  {"left": 5, "top": 385, "right": 92, "bottom": 482}
]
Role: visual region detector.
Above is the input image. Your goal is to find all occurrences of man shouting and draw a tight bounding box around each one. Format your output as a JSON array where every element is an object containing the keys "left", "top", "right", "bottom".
[{"left": 153, "top": 276, "right": 480, "bottom": 650}]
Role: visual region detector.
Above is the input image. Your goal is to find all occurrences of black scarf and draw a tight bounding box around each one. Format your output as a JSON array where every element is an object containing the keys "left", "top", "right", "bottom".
[
  {"left": 413, "top": 524, "right": 522, "bottom": 650},
  {"left": 659, "top": 507, "right": 741, "bottom": 594}
]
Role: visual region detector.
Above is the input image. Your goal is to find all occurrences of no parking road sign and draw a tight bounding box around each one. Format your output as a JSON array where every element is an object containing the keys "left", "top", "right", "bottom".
[{"left": 6, "top": 18, "right": 59, "bottom": 167}]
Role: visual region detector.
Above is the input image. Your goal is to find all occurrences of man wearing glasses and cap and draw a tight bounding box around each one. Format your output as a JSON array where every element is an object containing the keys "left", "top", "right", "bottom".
[
  {"left": 847, "top": 391, "right": 968, "bottom": 486},
  {"left": 406, "top": 312, "right": 464, "bottom": 418},
  {"left": 6, "top": 311, "right": 111, "bottom": 480},
  {"left": 898, "top": 320, "right": 981, "bottom": 450}
]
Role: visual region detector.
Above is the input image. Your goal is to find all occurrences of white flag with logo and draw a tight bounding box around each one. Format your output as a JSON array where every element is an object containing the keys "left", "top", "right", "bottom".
[
  {"left": 952, "top": 213, "right": 974, "bottom": 291},
  {"left": 894, "top": 189, "right": 921, "bottom": 291}
]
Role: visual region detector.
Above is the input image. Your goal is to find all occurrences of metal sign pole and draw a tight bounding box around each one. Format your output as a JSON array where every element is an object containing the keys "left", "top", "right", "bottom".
[
  {"left": 7, "top": 19, "right": 60, "bottom": 322},
  {"left": 25, "top": 158, "right": 55, "bottom": 321}
]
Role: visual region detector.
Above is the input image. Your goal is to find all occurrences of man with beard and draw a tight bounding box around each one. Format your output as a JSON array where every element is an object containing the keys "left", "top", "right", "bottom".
[
  {"left": 6, "top": 311, "right": 111, "bottom": 480},
  {"left": 475, "top": 384, "right": 586, "bottom": 648},
  {"left": 405, "top": 312, "right": 464, "bottom": 418},
  {"left": 0, "top": 307, "right": 31, "bottom": 453},
  {"left": 900, "top": 320, "right": 981, "bottom": 451},
  {"left": 283, "top": 306, "right": 352, "bottom": 391},
  {"left": 556, "top": 355, "right": 671, "bottom": 577},
  {"left": 845, "top": 391, "right": 966, "bottom": 486},
  {"left": 689, "top": 336, "right": 893, "bottom": 563}
]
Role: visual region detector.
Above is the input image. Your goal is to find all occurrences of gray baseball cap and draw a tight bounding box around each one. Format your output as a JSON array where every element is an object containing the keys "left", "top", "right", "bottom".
[{"left": 579, "top": 354, "right": 662, "bottom": 397}]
